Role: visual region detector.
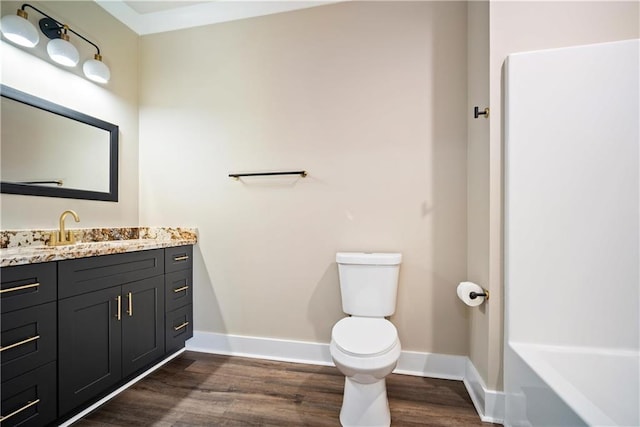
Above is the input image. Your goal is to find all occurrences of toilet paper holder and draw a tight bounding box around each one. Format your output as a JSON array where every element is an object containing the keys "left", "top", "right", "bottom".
[{"left": 469, "top": 290, "right": 489, "bottom": 301}]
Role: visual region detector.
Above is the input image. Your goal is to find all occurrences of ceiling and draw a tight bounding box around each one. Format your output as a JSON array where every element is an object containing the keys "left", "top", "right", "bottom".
[{"left": 95, "top": 1, "right": 341, "bottom": 35}]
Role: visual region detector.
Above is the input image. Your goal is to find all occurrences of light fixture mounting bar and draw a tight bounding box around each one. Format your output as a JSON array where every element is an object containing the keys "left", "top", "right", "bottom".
[{"left": 20, "top": 3, "right": 101, "bottom": 55}]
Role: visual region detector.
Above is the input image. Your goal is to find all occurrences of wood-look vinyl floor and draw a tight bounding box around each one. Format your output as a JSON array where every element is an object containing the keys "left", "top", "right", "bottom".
[{"left": 75, "top": 351, "right": 498, "bottom": 426}]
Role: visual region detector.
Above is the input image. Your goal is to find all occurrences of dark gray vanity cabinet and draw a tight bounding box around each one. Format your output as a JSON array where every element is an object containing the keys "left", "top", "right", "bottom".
[
  {"left": 164, "top": 246, "right": 194, "bottom": 353},
  {"left": 1, "top": 263, "right": 58, "bottom": 427},
  {"left": 57, "top": 249, "right": 166, "bottom": 416},
  {"left": 0, "top": 245, "right": 194, "bottom": 425}
]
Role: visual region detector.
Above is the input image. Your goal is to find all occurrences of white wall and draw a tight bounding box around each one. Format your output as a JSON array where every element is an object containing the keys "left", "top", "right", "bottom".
[
  {"left": 139, "top": 2, "right": 470, "bottom": 355},
  {"left": 0, "top": 1, "right": 139, "bottom": 229}
]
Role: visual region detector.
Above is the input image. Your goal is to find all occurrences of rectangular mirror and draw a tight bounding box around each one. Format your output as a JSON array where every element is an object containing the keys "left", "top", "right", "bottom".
[{"left": 1, "top": 84, "right": 118, "bottom": 201}]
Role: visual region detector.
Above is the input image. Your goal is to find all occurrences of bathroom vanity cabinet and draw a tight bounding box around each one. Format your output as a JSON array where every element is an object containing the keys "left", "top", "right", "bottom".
[
  {"left": 0, "top": 263, "right": 58, "bottom": 427},
  {"left": 0, "top": 245, "right": 194, "bottom": 426},
  {"left": 164, "top": 246, "right": 194, "bottom": 353}
]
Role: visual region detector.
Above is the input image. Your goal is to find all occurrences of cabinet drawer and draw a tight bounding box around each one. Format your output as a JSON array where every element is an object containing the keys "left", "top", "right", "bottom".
[
  {"left": 166, "top": 304, "right": 193, "bottom": 353},
  {"left": 0, "top": 263, "right": 56, "bottom": 314},
  {"left": 0, "top": 361, "right": 56, "bottom": 427},
  {"left": 1, "top": 302, "right": 56, "bottom": 382},
  {"left": 165, "top": 246, "right": 193, "bottom": 273},
  {"left": 59, "top": 249, "right": 164, "bottom": 299},
  {"left": 165, "top": 269, "right": 192, "bottom": 312}
]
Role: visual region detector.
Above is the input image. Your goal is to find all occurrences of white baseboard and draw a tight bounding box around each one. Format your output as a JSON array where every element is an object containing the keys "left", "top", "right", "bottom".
[
  {"left": 464, "top": 358, "right": 506, "bottom": 424},
  {"left": 186, "top": 330, "right": 334, "bottom": 366},
  {"left": 187, "top": 331, "right": 504, "bottom": 424}
]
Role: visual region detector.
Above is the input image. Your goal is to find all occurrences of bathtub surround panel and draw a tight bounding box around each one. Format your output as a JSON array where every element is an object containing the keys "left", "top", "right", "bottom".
[
  {"left": 504, "top": 39, "right": 639, "bottom": 426},
  {"left": 482, "top": 0, "right": 640, "bottom": 392},
  {"left": 139, "top": 2, "right": 469, "bottom": 355}
]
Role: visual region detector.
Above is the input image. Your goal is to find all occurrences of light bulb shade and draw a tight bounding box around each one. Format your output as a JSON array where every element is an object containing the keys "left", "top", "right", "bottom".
[
  {"left": 83, "top": 56, "right": 111, "bottom": 83},
  {"left": 0, "top": 12, "right": 39, "bottom": 47},
  {"left": 47, "top": 37, "right": 79, "bottom": 67}
]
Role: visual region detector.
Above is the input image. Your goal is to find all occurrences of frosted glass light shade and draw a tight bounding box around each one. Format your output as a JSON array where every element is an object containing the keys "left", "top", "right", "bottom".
[
  {"left": 83, "top": 55, "right": 111, "bottom": 83},
  {"left": 47, "top": 37, "right": 79, "bottom": 67},
  {"left": 0, "top": 12, "right": 39, "bottom": 47}
]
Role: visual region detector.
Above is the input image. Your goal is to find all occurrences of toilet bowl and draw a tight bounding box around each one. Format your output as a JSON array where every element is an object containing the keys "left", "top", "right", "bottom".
[
  {"left": 330, "top": 317, "right": 401, "bottom": 427},
  {"left": 332, "top": 252, "right": 402, "bottom": 427}
]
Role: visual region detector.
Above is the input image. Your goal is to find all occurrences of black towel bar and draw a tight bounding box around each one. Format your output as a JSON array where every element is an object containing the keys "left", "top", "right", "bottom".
[{"left": 229, "top": 171, "right": 307, "bottom": 179}]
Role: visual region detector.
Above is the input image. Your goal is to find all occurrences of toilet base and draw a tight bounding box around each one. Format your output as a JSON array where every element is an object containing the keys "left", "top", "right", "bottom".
[{"left": 339, "top": 376, "right": 390, "bottom": 427}]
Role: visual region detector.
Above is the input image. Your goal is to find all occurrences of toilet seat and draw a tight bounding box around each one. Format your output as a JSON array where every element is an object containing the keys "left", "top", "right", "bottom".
[{"left": 332, "top": 317, "right": 398, "bottom": 357}]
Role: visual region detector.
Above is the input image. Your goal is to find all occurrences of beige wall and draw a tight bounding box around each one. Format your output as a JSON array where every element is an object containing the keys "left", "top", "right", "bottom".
[
  {"left": 139, "top": 2, "right": 470, "bottom": 354},
  {"left": 0, "top": 1, "right": 139, "bottom": 229},
  {"left": 4, "top": 0, "right": 636, "bottom": 395},
  {"left": 467, "top": 0, "right": 492, "bottom": 387},
  {"left": 474, "top": 0, "right": 640, "bottom": 391}
]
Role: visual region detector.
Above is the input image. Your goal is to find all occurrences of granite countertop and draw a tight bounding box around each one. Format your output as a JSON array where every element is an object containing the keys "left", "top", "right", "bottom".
[{"left": 0, "top": 227, "right": 197, "bottom": 267}]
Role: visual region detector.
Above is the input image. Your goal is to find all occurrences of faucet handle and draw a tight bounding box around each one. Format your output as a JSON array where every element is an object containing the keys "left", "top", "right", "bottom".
[
  {"left": 67, "top": 231, "right": 76, "bottom": 245},
  {"left": 47, "top": 232, "right": 58, "bottom": 247}
]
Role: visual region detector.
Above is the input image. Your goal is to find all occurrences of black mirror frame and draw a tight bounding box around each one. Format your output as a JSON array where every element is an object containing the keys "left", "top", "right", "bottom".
[{"left": 0, "top": 84, "right": 118, "bottom": 202}]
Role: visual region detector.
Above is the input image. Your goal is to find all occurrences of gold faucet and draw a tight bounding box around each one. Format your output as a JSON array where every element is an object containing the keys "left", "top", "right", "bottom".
[{"left": 48, "top": 210, "right": 80, "bottom": 246}]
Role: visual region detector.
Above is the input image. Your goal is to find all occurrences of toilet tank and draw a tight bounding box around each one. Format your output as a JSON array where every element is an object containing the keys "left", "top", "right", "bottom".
[{"left": 336, "top": 252, "right": 402, "bottom": 317}]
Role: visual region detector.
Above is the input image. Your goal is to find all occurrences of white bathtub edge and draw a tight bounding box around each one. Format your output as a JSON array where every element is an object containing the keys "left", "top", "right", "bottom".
[{"left": 187, "top": 331, "right": 505, "bottom": 424}]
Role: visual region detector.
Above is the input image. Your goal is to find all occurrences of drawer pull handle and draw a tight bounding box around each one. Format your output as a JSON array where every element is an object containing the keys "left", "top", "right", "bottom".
[
  {"left": 127, "top": 292, "right": 133, "bottom": 317},
  {"left": 0, "top": 282, "right": 40, "bottom": 295},
  {"left": 173, "top": 285, "right": 189, "bottom": 293},
  {"left": 0, "top": 335, "right": 40, "bottom": 353},
  {"left": 0, "top": 399, "right": 40, "bottom": 422},
  {"left": 174, "top": 321, "right": 189, "bottom": 331},
  {"left": 174, "top": 255, "right": 189, "bottom": 262},
  {"left": 116, "top": 295, "right": 122, "bottom": 321}
]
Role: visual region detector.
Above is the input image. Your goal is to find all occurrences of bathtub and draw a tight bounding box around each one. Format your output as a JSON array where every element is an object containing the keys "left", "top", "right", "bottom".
[
  {"left": 504, "top": 39, "right": 640, "bottom": 427},
  {"left": 506, "top": 343, "right": 639, "bottom": 426}
]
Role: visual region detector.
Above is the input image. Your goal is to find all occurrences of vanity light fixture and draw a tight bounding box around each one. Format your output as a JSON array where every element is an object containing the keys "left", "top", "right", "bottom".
[
  {"left": 0, "top": 8, "right": 39, "bottom": 47},
  {"left": 0, "top": 4, "right": 111, "bottom": 83},
  {"left": 46, "top": 25, "right": 79, "bottom": 67}
]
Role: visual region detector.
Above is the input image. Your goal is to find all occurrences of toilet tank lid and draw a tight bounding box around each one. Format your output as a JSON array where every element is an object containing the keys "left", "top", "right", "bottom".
[{"left": 336, "top": 252, "right": 402, "bottom": 265}]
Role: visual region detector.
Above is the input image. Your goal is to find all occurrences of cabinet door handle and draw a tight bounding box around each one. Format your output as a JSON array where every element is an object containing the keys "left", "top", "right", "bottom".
[
  {"left": 173, "top": 255, "right": 189, "bottom": 262},
  {"left": 0, "top": 399, "right": 40, "bottom": 423},
  {"left": 0, "top": 282, "right": 40, "bottom": 294},
  {"left": 116, "top": 295, "right": 122, "bottom": 320},
  {"left": 173, "top": 285, "right": 189, "bottom": 293},
  {"left": 127, "top": 292, "right": 133, "bottom": 316},
  {"left": 0, "top": 335, "right": 40, "bottom": 353},
  {"left": 174, "top": 321, "right": 189, "bottom": 331}
]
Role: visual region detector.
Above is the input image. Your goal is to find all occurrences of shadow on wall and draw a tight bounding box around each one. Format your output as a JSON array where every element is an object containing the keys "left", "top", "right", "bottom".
[
  {"left": 192, "top": 244, "right": 227, "bottom": 333},
  {"left": 307, "top": 261, "right": 344, "bottom": 343}
]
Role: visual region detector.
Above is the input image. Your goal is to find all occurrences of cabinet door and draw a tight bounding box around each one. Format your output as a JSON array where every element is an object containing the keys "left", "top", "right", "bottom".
[
  {"left": 58, "top": 286, "right": 122, "bottom": 416},
  {"left": 121, "top": 276, "right": 165, "bottom": 378}
]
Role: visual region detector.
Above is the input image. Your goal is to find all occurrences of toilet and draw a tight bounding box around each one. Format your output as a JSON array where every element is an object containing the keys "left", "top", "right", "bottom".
[{"left": 330, "top": 252, "right": 402, "bottom": 427}]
